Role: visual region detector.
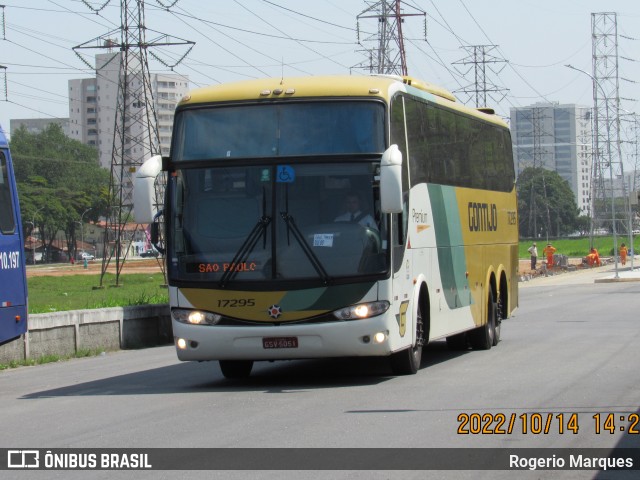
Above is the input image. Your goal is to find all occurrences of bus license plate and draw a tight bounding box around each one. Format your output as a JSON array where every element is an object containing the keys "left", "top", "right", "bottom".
[{"left": 263, "top": 337, "right": 298, "bottom": 349}]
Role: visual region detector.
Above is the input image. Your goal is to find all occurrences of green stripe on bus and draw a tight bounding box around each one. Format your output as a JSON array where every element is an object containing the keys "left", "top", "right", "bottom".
[
  {"left": 427, "top": 184, "right": 472, "bottom": 309},
  {"left": 282, "top": 282, "right": 376, "bottom": 312}
]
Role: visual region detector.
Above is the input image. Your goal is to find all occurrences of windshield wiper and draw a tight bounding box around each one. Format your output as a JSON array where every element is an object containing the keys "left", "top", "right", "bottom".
[
  {"left": 219, "top": 215, "right": 271, "bottom": 288},
  {"left": 220, "top": 187, "right": 271, "bottom": 288},
  {"left": 280, "top": 212, "right": 331, "bottom": 284}
]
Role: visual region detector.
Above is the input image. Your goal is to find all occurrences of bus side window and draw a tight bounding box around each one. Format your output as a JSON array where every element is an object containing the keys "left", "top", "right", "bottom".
[
  {"left": 0, "top": 152, "right": 17, "bottom": 234},
  {"left": 392, "top": 193, "right": 409, "bottom": 273}
]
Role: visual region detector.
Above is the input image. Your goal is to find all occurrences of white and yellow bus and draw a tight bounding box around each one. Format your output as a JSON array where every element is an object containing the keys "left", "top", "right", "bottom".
[{"left": 135, "top": 74, "right": 518, "bottom": 378}]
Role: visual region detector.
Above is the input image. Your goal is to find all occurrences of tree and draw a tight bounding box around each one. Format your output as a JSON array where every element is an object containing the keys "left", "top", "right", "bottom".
[
  {"left": 10, "top": 124, "right": 110, "bottom": 261},
  {"left": 574, "top": 215, "right": 591, "bottom": 236},
  {"left": 517, "top": 167, "right": 580, "bottom": 238}
]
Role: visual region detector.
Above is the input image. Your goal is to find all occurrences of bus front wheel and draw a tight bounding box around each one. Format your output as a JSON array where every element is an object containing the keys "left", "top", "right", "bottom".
[
  {"left": 219, "top": 360, "right": 254, "bottom": 379},
  {"left": 389, "top": 300, "right": 424, "bottom": 375}
]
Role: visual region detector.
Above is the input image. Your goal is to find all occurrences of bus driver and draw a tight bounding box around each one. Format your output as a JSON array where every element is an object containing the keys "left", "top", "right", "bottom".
[{"left": 334, "top": 191, "right": 377, "bottom": 230}]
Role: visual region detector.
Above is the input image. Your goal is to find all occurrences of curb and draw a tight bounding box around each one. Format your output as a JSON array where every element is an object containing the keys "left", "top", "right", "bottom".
[{"left": 594, "top": 276, "right": 640, "bottom": 283}]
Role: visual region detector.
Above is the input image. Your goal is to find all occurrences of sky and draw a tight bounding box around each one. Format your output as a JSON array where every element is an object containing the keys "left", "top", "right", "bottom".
[{"left": 1, "top": 0, "right": 639, "bottom": 141}]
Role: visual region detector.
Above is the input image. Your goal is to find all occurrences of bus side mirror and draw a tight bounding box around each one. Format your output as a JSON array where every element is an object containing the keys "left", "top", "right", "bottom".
[
  {"left": 149, "top": 210, "right": 165, "bottom": 255},
  {"left": 134, "top": 154, "right": 162, "bottom": 223},
  {"left": 150, "top": 221, "right": 160, "bottom": 245},
  {"left": 380, "top": 144, "right": 403, "bottom": 213}
]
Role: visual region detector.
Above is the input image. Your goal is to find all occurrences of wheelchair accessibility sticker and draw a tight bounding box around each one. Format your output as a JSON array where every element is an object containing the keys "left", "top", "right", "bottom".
[{"left": 276, "top": 165, "right": 295, "bottom": 183}]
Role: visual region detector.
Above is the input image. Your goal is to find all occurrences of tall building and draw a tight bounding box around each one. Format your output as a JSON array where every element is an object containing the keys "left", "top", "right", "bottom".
[
  {"left": 68, "top": 52, "right": 189, "bottom": 169},
  {"left": 510, "top": 102, "right": 592, "bottom": 215},
  {"left": 68, "top": 78, "right": 98, "bottom": 146}
]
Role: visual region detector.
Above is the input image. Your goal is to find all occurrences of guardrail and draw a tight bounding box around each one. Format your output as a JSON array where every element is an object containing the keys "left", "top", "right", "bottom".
[{"left": 0, "top": 304, "right": 172, "bottom": 365}]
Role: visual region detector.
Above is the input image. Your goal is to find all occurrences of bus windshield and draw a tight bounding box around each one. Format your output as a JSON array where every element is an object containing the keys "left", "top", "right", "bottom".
[
  {"left": 167, "top": 162, "right": 388, "bottom": 284},
  {"left": 171, "top": 101, "right": 385, "bottom": 160}
]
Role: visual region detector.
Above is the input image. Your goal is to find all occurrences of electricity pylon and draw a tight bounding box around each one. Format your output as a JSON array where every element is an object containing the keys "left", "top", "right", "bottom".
[
  {"left": 453, "top": 45, "right": 508, "bottom": 108},
  {"left": 353, "top": 0, "right": 425, "bottom": 76},
  {"left": 74, "top": 0, "right": 193, "bottom": 287}
]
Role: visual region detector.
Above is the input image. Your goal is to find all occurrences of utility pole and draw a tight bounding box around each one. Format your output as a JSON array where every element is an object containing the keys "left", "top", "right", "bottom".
[
  {"left": 2, "top": 6, "right": 8, "bottom": 101},
  {"left": 453, "top": 45, "right": 508, "bottom": 108},
  {"left": 354, "top": 0, "right": 425, "bottom": 76},
  {"left": 74, "top": 0, "right": 193, "bottom": 287},
  {"left": 591, "top": 12, "right": 623, "bottom": 276}
]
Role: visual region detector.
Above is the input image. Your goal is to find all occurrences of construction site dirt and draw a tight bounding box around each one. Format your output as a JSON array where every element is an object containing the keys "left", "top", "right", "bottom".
[{"left": 26, "top": 258, "right": 163, "bottom": 278}]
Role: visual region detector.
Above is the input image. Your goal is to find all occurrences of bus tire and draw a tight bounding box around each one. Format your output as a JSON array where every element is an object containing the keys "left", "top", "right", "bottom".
[
  {"left": 389, "top": 299, "right": 424, "bottom": 375},
  {"left": 219, "top": 360, "right": 253, "bottom": 379},
  {"left": 469, "top": 289, "right": 497, "bottom": 350},
  {"left": 493, "top": 295, "right": 502, "bottom": 347}
]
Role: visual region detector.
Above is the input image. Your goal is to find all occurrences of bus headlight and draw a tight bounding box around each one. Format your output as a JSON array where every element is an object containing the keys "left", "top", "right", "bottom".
[
  {"left": 373, "top": 331, "right": 387, "bottom": 344},
  {"left": 332, "top": 301, "right": 390, "bottom": 320},
  {"left": 172, "top": 308, "right": 221, "bottom": 325}
]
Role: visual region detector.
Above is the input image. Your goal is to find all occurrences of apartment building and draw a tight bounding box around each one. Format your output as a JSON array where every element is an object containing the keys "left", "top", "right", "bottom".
[
  {"left": 510, "top": 102, "right": 593, "bottom": 215},
  {"left": 68, "top": 52, "right": 189, "bottom": 169}
]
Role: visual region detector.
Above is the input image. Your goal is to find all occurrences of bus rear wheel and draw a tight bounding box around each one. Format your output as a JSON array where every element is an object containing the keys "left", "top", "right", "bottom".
[
  {"left": 493, "top": 295, "right": 502, "bottom": 347},
  {"left": 219, "top": 360, "right": 254, "bottom": 379},
  {"left": 389, "top": 300, "right": 424, "bottom": 375},
  {"left": 469, "top": 288, "right": 497, "bottom": 350}
]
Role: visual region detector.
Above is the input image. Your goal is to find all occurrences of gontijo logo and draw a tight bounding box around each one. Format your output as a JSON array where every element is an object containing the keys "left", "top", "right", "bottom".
[{"left": 468, "top": 202, "right": 497, "bottom": 232}]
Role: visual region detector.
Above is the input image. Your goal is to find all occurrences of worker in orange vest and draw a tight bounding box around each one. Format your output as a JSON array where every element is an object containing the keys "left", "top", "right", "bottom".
[
  {"left": 619, "top": 243, "right": 628, "bottom": 266},
  {"left": 587, "top": 247, "right": 601, "bottom": 267},
  {"left": 543, "top": 243, "right": 557, "bottom": 267}
]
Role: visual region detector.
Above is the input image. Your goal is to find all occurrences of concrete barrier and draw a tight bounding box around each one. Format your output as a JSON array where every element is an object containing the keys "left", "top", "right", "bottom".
[{"left": 0, "top": 304, "right": 171, "bottom": 364}]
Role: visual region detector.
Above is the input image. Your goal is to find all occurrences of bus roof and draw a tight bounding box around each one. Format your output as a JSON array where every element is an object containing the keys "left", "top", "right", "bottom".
[{"left": 178, "top": 74, "right": 508, "bottom": 128}]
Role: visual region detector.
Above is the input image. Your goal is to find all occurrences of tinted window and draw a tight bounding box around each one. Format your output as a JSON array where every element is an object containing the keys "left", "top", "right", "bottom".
[
  {"left": 168, "top": 162, "right": 388, "bottom": 284},
  {"left": 0, "top": 151, "right": 17, "bottom": 234},
  {"left": 172, "top": 101, "right": 386, "bottom": 160},
  {"left": 398, "top": 95, "right": 515, "bottom": 192}
]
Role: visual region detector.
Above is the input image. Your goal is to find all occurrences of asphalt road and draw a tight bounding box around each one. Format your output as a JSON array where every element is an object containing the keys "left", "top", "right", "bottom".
[{"left": 1, "top": 266, "right": 639, "bottom": 480}]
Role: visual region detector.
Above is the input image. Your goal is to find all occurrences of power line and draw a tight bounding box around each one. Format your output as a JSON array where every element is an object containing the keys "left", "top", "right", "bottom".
[
  {"left": 262, "top": 0, "right": 358, "bottom": 33},
  {"left": 151, "top": 2, "right": 354, "bottom": 45},
  {"left": 233, "top": 0, "right": 351, "bottom": 71}
]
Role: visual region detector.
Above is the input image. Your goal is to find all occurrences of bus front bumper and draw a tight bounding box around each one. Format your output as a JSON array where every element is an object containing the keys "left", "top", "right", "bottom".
[{"left": 172, "top": 316, "right": 397, "bottom": 361}]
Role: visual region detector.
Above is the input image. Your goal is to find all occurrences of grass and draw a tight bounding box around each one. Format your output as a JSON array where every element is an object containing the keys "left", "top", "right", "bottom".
[
  {"left": 2, "top": 274, "right": 166, "bottom": 370},
  {"left": 27, "top": 272, "right": 168, "bottom": 314},
  {"left": 518, "top": 235, "right": 640, "bottom": 259}
]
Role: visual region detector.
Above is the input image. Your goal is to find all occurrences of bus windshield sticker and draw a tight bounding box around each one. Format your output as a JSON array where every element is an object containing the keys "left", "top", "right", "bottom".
[
  {"left": 276, "top": 165, "right": 295, "bottom": 183},
  {"left": 186, "top": 261, "right": 259, "bottom": 273},
  {"left": 313, "top": 234, "right": 334, "bottom": 247}
]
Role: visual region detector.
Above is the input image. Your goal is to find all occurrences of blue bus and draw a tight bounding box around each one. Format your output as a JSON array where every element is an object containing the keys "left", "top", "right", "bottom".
[{"left": 0, "top": 124, "right": 28, "bottom": 345}]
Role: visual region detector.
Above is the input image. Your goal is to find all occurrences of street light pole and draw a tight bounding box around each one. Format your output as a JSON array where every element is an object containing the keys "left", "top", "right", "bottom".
[
  {"left": 79, "top": 207, "right": 93, "bottom": 256},
  {"left": 618, "top": 109, "right": 637, "bottom": 271},
  {"left": 566, "top": 64, "right": 620, "bottom": 278}
]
